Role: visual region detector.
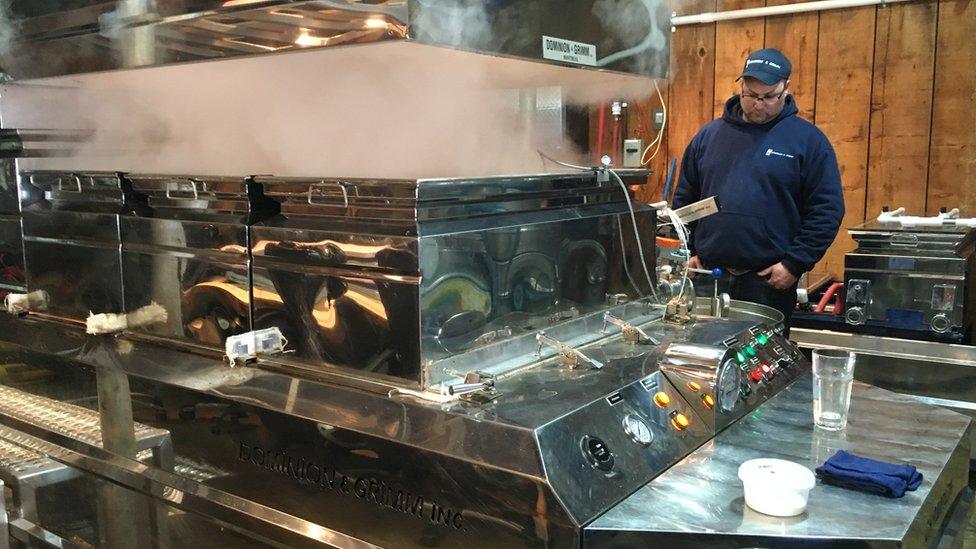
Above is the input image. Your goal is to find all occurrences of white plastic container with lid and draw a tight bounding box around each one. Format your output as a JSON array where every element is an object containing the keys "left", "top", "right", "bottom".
[{"left": 737, "top": 458, "right": 816, "bottom": 517}]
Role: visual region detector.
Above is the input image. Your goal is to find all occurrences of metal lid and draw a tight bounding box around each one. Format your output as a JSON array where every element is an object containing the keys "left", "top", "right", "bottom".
[
  {"left": 126, "top": 174, "right": 248, "bottom": 198},
  {"left": 21, "top": 171, "right": 125, "bottom": 204},
  {"left": 254, "top": 170, "right": 651, "bottom": 221},
  {"left": 1, "top": 1, "right": 669, "bottom": 80},
  {"left": 850, "top": 219, "right": 974, "bottom": 236}
]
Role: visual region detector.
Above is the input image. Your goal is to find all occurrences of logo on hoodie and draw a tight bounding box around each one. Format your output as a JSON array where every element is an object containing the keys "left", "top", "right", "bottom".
[{"left": 765, "top": 148, "right": 795, "bottom": 159}]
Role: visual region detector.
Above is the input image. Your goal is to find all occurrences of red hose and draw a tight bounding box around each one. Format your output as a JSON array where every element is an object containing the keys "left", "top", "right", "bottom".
[
  {"left": 596, "top": 103, "right": 607, "bottom": 164},
  {"left": 814, "top": 282, "right": 844, "bottom": 313},
  {"left": 610, "top": 116, "right": 621, "bottom": 164}
]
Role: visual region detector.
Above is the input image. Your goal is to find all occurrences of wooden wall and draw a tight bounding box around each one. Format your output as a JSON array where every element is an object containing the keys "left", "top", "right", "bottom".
[{"left": 602, "top": 0, "right": 975, "bottom": 278}]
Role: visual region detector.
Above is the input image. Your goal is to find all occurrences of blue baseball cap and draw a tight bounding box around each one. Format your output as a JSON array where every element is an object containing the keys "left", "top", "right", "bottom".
[{"left": 739, "top": 48, "right": 792, "bottom": 85}]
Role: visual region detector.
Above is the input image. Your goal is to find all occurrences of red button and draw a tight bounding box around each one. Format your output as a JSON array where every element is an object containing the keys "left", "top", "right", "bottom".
[
  {"left": 760, "top": 363, "right": 771, "bottom": 374},
  {"left": 749, "top": 370, "right": 762, "bottom": 383}
]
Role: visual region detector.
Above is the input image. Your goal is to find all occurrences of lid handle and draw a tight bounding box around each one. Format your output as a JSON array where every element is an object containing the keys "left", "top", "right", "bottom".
[
  {"left": 165, "top": 179, "right": 200, "bottom": 200},
  {"left": 307, "top": 181, "right": 349, "bottom": 208},
  {"left": 890, "top": 233, "right": 919, "bottom": 247},
  {"left": 56, "top": 175, "right": 84, "bottom": 193}
]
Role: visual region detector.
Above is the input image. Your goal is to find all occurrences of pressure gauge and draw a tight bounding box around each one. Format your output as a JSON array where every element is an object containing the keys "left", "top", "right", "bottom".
[
  {"left": 623, "top": 414, "right": 654, "bottom": 446},
  {"left": 717, "top": 359, "right": 742, "bottom": 413}
]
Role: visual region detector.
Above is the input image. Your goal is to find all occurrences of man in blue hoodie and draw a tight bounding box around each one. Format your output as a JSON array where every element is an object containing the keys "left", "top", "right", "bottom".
[{"left": 672, "top": 48, "right": 844, "bottom": 330}]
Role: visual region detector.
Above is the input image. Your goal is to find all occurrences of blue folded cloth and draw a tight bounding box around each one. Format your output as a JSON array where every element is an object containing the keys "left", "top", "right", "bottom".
[{"left": 815, "top": 450, "right": 923, "bottom": 498}]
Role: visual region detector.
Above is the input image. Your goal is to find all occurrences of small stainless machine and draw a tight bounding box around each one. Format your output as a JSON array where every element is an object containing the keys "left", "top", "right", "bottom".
[
  {"left": 789, "top": 208, "right": 976, "bottom": 425},
  {"left": 845, "top": 208, "right": 976, "bottom": 342},
  {"left": 0, "top": 1, "right": 967, "bottom": 547}
]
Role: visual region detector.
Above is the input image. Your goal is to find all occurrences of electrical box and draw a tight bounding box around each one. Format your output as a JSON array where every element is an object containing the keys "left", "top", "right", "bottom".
[
  {"left": 623, "top": 138, "right": 643, "bottom": 168},
  {"left": 652, "top": 109, "right": 665, "bottom": 130}
]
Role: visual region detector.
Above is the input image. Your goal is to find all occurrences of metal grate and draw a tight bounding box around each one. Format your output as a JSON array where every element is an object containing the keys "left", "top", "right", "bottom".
[
  {"left": 136, "top": 450, "right": 228, "bottom": 483},
  {"left": 0, "top": 437, "right": 50, "bottom": 474},
  {"left": 0, "top": 385, "right": 170, "bottom": 451}
]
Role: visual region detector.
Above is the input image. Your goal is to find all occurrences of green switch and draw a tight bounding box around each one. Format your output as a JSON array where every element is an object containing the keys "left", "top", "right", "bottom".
[
  {"left": 745, "top": 345, "right": 757, "bottom": 358},
  {"left": 735, "top": 351, "right": 747, "bottom": 365},
  {"left": 757, "top": 334, "right": 769, "bottom": 346}
]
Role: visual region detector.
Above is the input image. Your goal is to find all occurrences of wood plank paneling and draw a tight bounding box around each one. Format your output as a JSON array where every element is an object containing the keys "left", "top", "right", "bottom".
[
  {"left": 668, "top": 0, "right": 717, "bottom": 193},
  {"left": 813, "top": 6, "right": 877, "bottom": 278},
  {"left": 764, "top": 7, "right": 820, "bottom": 121},
  {"left": 713, "top": 0, "right": 766, "bottom": 118},
  {"left": 866, "top": 2, "right": 939, "bottom": 217},
  {"left": 598, "top": 0, "right": 973, "bottom": 279},
  {"left": 630, "top": 80, "right": 670, "bottom": 202},
  {"left": 927, "top": 0, "right": 976, "bottom": 215}
]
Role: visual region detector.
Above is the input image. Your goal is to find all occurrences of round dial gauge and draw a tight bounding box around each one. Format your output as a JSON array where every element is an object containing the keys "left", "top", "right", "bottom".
[
  {"left": 623, "top": 414, "right": 654, "bottom": 446},
  {"left": 717, "top": 359, "right": 743, "bottom": 413}
]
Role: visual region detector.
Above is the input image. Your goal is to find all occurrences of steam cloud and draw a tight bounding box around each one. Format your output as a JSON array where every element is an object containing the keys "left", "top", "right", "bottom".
[
  {"left": 0, "top": 0, "right": 668, "bottom": 179},
  {"left": 593, "top": 0, "right": 670, "bottom": 78},
  {"left": 0, "top": 1, "right": 12, "bottom": 60}
]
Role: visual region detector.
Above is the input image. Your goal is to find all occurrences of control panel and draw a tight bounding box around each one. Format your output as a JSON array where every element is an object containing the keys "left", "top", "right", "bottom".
[
  {"left": 535, "top": 371, "right": 710, "bottom": 525},
  {"left": 718, "top": 324, "right": 809, "bottom": 421},
  {"left": 660, "top": 324, "right": 809, "bottom": 432},
  {"left": 581, "top": 435, "right": 615, "bottom": 471},
  {"left": 532, "top": 324, "right": 810, "bottom": 525},
  {"left": 725, "top": 325, "right": 805, "bottom": 392}
]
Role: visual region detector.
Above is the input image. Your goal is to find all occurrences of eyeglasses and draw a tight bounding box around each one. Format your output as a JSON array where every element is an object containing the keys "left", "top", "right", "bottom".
[{"left": 741, "top": 87, "right": 787, "bottom": 103}]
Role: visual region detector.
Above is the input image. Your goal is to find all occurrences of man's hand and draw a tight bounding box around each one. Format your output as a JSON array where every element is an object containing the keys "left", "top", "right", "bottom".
[
  {"left": 758, "top": 262, "right": 798, "bottom": 290},
  {"left": 686, "top": 256, "right": 703, "bottom": 273}
]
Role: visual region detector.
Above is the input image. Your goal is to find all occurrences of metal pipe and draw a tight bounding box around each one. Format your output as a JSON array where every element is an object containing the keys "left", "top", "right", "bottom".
[
  {"left": 95, "top": 360, "right": 152, "bottom": 549},
  {"left": 596, "top": 103, "right": 607, "bottom": 164},
  {"left": 0, "top": 130, "right": 22, "bottom": 158},
  {"left": 878, "top": 209, "right": 976, "bottom": 228},
  {"left": 116, "top": 0, "right": 157, "bottom": 67},
  {"left": 672, "top": 0, "right": 913, "bottom": 26},
  {"left": 0, "top": 128, "right": 96, "bottom": 158}
]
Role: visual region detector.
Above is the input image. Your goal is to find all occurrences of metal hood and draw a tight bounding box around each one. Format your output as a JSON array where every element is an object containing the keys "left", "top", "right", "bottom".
[{"left": 1, "top": 0, "right": 670, "bottom": 80}]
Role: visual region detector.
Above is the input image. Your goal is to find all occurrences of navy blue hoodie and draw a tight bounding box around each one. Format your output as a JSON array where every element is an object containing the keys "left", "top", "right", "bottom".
[{"left": 672, "top": 95, "right": 844, "bottom": 276}]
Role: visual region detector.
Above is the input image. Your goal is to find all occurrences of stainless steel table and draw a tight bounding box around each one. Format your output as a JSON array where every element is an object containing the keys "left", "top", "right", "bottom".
[
  {"left": 792, "top": 328, "right": 976, "bottom": 416},
  {"left": 586, "top": 375, "right": 973, "bottom": 547}
]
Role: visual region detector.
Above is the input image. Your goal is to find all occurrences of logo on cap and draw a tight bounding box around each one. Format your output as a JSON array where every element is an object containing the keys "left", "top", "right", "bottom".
[{"left": 740, "top": 48, "right": 792, "bottom": 84}]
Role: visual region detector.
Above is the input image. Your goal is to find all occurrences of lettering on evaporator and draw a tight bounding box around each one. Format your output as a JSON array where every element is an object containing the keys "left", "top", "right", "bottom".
[{"left": 238, "top": 443, "right": 466, "bottom": 530}]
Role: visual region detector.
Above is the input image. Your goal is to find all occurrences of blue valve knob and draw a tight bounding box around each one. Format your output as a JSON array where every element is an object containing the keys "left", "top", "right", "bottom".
[{"left": 687, "top": 266, "right": 725, "bottom": 278}]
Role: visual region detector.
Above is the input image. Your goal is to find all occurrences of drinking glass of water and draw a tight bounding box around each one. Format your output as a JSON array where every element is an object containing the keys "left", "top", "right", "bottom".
[{"left": 812, "top": 349, "right": 855, "bottom": 431}]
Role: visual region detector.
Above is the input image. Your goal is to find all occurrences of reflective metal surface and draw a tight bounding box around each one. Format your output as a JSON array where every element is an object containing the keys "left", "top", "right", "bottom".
[
  {"left": 659, "top": 324, "right": 803, "bottom": 432},
  {"left": 586, "top": 375, "right": 973, "bottom": 547},
  {"left": 0, "top": 160, "right": 25, "bottom": 300},
  {"left": 845, "top": 220, "right": 976, "bottom": 341},
  {"left": 694, "top": 296, "right": 786, "bottom": 327},
  {"left": 120, "top": 174, "right": 271, "bottom": 349},
  {"left": 0, "top": 160, "right": 17, "bottom": 215},
  {"left": 0, "top": 434, "right": 79, "bottom": 525},
  {"left": 0, "top": 215, "right": 24, "bottom": 299},
  {"left": 792, "top": 328, "right": 976, "bottom": 415},
  {"left": 12, "top": 168, "right": 661, "bottom": 388},
  {"left": 1, "top": 0, "right": 670, "bottom": 80},
  {"left": 1, "top": 3, "right": 917, "bottom": 547},
  {"left": 0, "top": 426, "right": 287, "bottom": 548},
  {"left": 251, "top": 171, "right": 655, "bottom": 388},
  {"left": 0, "top": 384, "right": 171, "bottom": 466},
  {"left": 20, "top": 171, "right": 127, "bottom": 322},
  {"left": 0, "top": 301, "right": 811, "bottom": 547}
]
